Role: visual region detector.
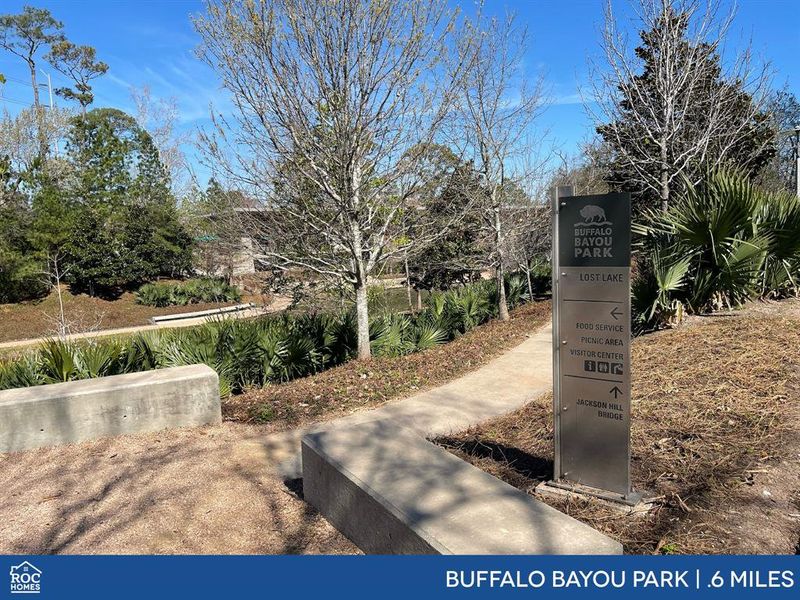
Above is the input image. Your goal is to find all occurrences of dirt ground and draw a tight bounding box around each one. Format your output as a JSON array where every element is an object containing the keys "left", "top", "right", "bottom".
[
  {"left": 0, "top": 423, "right": 357, "bottom": 554},
  {"left": 439, "top": 298, "right": 800, "bottom": 555},
  {"left": 0, "top": 286, "right": 243, "bottom": 344}
]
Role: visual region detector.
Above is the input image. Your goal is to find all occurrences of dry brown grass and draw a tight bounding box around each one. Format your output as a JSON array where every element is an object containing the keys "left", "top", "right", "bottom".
[
  {"left": 439, "top": 304, "right": 800, "bottom": 555},
  {"left": 0, "top": 286, "right": 239, "bottom": 343},
  {"left": 224, "top": 301, "right": 551, "bottom": 428}
]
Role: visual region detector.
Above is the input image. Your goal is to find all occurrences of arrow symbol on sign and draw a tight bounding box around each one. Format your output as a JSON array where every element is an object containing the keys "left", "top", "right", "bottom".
[
  {"left": 610, "top": 306, "right": 623, "bottom": 320},
  {"left": 610, "top": 386, "right": 622, "bottom": 399}
]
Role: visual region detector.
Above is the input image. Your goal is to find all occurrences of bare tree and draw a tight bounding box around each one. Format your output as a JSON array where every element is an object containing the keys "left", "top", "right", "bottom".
[
  {"left": 130, "top": 85, "right": 190, "bottom": 195},
  {"left": 0, "top": 106, "right": 74, "bottom": 173},
  {"left": 507, "top": 203, "right": 551, "bottom": 300},
  {"left": 551, "top": 141, "right": 613, "bottom": 196},
  {"left": 194, "top": 0, "right": 468, "bottom": 359},
  {"left": 452, "top": 8, "right": 547, "bottom": 320},
  {"left": 590, "top": 0, "right": 773, "bottom": 211},
  {"left": 42, "top": 250, "right": 71, "bottom": 338}
]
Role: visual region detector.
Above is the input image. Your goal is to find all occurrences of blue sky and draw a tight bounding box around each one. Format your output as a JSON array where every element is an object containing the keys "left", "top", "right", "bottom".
[{"left": 1, "top": 0, "right": 798, "bottom": 185}]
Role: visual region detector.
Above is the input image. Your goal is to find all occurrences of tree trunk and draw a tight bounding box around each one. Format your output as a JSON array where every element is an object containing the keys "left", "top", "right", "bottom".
[
  {"left": 28, "top": 60, "right": 48, "bottom": 159},
  {"left": 354, "top": 280, "right": 371, "bottom": 360},
  {"left": 493, "top": 199, "right": 510, "bottom": 321},
  {"left": 496, "top": 264, "right": 509, "bottom": 321},
  {"left": 29, "top": 60, "right": 41, "bottom": 108},
  {"left": 660, "top": 141, "right": 669, "bottom": 212},
  {"left": 404, "top": 255, "right": 413, "bottom": 312},
  {"left": 525, "top": 267, "right": 533, "bottom": 300},
  {"left": 416, "top": 288, "right": 422, "bottom": 311}
]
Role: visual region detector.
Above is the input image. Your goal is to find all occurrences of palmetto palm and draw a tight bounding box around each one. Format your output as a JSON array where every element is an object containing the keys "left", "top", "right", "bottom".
[{"left": 636, "top": 169, "right": 776, "bottom": 322}]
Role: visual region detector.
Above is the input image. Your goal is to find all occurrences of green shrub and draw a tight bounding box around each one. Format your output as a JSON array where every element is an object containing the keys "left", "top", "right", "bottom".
[
  {"left": 135, "top": 283, "right": 173, "bottom": 307},
  {"left": 253, "top": 404, "right": 276, "bottom": 423},
  {"left": 0, "top": 277, "right": 535, "bottom": 394},
  {"left": 135, "top": 278, "right": 241, "bottom": 307},
  {"left": 527, "top": 257, "right": 552, "bottom": 297},
  {"left": 758, "top": 190, "right": 800, "bottom": 297},
  {"left": 0, "top": 355, "right": 42, "bottom": 389},
  {"left": 633, "top": 169, "right": 800, "bottom": 331},
  {"left": 504, "top": 274, "right": 528, "bottom": 309}
]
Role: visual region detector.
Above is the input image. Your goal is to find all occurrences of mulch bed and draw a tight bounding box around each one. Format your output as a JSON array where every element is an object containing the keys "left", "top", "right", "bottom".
[
  {"left": 223, "top": 300, "right": 552, "bottom": 428},
  {"left": 437, "top": 303, "right": 800, "bottom": 555}
]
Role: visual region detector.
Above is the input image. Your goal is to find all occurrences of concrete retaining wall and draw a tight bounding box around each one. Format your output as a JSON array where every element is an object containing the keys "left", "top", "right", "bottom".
[
  {"left": 150, "top": 303, "right": 254, "bottom": 324},
  {"left": 0, "top": 365, "right": 220, "bottom": 453},
  {"left": 303, "top": 419, "right": 622, "bottom": 555}
]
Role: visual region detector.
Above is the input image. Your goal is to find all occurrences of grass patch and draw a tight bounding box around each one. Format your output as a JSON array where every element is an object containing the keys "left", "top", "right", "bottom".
[
  {"left": 437, "top": 304, "right": 800, "bottom": 554},
  {"left": 224, "top": 300, "right": 551, "bottom": 428}
]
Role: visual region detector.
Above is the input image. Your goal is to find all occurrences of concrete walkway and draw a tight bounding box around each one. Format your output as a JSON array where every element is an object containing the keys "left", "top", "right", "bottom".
[{"left": 252, "top": 323, "right": 553, "bottom": 480}]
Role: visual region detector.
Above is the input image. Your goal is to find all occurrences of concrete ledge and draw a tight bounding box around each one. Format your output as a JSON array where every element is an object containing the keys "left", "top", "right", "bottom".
[
  {"left": 0, "top": 365, "right": 221, "bottom": 453},
  {"left": 302, "top": 419, "right": 622, "bottom": 555},
  {"left": 150, "top": 303, "right": 254, "bottom": 324}
]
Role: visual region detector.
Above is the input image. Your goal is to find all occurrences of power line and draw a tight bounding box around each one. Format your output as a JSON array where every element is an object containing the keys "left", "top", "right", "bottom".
[
  {"left": 0, "top": 96, "right": 60, "bottom": 109},
  {"left": 0, "top": 96, "right": 31, "bottom": 107},
  {"left": 2, "top": 75, "right": 37, "bottom": 87},
  {"left": 0, "top": 74, "right": 55, "bottom": 89}
]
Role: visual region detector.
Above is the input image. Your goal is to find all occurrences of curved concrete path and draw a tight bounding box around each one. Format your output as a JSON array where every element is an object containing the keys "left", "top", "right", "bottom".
[{"left": 252, "top": 323, "right": 553, "bottom": 480}]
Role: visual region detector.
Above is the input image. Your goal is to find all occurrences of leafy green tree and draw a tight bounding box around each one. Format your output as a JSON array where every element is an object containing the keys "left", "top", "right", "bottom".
[
  {"left": 0, "top": 154, "right": 20, "bottom": 207},
  {"left": 28, "top": 167, "right": 74, "bottom": 257},
  {"left": 45, "top": 40, "right": 108, "bottom": 113},
  {"left": 408, "top": 161, "right": 487, "bottom": 292},
  {"left": 63, "top": 108, "right": 193, "bottom": 294},
  {"left": 122, "top": 200, "right": 193, "bottom": 282},
  {"left": 0, "top": 192, "right": 47, "bottom": 302},
  {"left": 128, "top": 132, "right": 193, "bottom": 279},
  {"left": 63, "top": 206, "right": 127, "bottom": 295},
  {"left": 66, "top": 108, "right": 139, "bottom": 211}
]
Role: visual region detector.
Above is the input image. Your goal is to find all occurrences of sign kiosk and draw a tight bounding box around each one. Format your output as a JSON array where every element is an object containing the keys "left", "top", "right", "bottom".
[{"left": 550, "top": 187, "right": 637, "bottom": 503}]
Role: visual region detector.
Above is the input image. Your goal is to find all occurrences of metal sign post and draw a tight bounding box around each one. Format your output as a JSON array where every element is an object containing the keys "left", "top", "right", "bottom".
[{"left": 551, "top": 189, "right": 635, "bottom": 503}]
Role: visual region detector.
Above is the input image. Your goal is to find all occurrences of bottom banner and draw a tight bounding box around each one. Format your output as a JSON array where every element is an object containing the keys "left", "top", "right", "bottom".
[{"left": 2, "top": 555, "right": 798, "bottom": 599}]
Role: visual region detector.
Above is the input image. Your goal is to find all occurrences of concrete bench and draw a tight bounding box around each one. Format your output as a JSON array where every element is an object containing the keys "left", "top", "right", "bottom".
[
  {"left": 0, "top": 365, "right": 220, "bottom": 453},
  {"left": 302, "top": 419, "right": 622, "bottom": 554}
]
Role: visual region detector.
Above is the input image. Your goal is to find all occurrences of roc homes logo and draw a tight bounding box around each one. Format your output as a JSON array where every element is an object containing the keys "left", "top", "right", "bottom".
[{"left": 9, "top": 561, "right": 41, "bottom": 594}]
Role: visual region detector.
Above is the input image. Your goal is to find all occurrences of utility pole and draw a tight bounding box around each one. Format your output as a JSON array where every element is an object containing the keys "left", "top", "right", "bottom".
[
  {"left": 39, "top": 69, "right": 53, "bottom": 109},
  {"left": 39, "top": 69, "right": 58, "bottom": 156}
]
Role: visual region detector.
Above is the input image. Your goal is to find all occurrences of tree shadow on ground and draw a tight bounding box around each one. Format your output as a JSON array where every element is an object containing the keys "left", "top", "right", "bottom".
[{"left": 0, "top": 425, "right": 357, "bottom": 555}]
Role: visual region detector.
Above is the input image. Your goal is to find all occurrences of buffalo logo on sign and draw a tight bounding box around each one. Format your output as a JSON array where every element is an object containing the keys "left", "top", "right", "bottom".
[
  {"left": 573, "top": 205, "right": 615, "bottom": 260},
  {"left": 559, "top": 194, "right": 630, "bottom": 269},
  {"left": 578, "top": 204, "right": 607, "bottom": 224}
]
